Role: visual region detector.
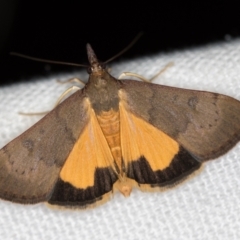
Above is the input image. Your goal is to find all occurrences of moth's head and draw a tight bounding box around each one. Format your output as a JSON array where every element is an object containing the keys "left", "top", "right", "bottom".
[{"left": 86, "top": 43, "right": 106, "bottom": 76}]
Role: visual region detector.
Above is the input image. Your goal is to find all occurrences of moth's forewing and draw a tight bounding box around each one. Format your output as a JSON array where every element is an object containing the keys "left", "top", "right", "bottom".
[
  {"left": 120, "top": 80, "right": 240, "bottom": 161},
  {"left": 0, "top": 89, "right": 89, "bottom": 203}
]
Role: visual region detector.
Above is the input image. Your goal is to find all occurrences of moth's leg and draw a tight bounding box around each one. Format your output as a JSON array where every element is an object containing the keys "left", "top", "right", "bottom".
[
  {"left": 107, "top": 68, "right": 112, "bottom": 73},
  {"left": 19, "top": 86, "right": 81, "bottom": 116},
  {"left": 118, "top": 72, "right": 150, "bottom": 82},
  {"left": 57, "top": 77, "right": 86, "bottom": 86},
  {"left": 50, "top": 85, "right": 81, "bottom": 107},
  {"left": 118, "top": 62, "right": 173, "bottom": 82},
  {"left": 148, "top": 62, "right": 174, "bottom": 82}
]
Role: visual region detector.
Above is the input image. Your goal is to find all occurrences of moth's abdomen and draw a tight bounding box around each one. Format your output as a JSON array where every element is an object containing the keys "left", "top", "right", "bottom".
[{"left": 96, "top": 109, "right": 122, "bottom": 172}]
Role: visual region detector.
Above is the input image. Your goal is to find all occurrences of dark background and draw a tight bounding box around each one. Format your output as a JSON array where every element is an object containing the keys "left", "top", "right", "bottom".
[{"left": 1, "top": 1, "right": 240, "bottom": 85}]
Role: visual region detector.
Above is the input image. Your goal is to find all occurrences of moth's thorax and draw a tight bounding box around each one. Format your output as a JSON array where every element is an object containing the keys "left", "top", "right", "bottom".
[{"left": 86, "top": 70, "right": 121, "bottom": 113}]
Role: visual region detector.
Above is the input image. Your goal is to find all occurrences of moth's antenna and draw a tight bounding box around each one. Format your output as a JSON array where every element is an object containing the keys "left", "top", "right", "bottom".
[
  {"left": 10, "top": 32, "right": 143, "bottom": 67},
  {"left": 104, "top": 32, "right": 144, "bottom": 64},
  {"left": 10, "top": 52, "right": 88, "bottom": 68}
]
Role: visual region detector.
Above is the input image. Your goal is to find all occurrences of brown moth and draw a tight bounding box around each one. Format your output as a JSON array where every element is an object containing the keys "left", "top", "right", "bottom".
[{"left": 0, "top": 44, "right": 240, "bottom": 208}]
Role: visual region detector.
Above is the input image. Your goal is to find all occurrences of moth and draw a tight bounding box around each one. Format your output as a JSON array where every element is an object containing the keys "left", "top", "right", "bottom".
[{"left": 0, "top": 44, "right": 240, "bottom": 209}]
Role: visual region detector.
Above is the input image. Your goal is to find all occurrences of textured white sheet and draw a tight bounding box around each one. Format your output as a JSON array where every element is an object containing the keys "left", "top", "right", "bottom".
[{"left": 0, "top": 39, "right": 240, "bottom": 240}]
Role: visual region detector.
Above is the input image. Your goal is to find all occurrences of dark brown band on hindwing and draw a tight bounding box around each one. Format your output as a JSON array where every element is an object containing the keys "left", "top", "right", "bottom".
[
  {"left": 48, "top": 167, "right": 118, "bottom": 207},
  {"left": 127, "top": 147, "right": 201, "bottom": 187}
]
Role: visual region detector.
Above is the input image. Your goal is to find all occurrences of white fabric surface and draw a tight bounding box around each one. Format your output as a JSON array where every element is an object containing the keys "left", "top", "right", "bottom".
[{"left": 0, "top": 39, "right": 240, "bottom": 240}]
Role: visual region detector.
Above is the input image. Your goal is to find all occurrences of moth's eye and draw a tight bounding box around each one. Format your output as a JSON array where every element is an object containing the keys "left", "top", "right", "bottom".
[
  {"left": 100, "top": 63, "right": 106, "bottom": 69},
  {"left": 87, "top": 67, "right": 92, "bottom": 74}
]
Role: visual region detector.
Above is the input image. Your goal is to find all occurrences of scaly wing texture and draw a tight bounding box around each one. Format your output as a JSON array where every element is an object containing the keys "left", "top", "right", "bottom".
[
  {"left": 120, "top": 81, "right": 240, "bottom": 161},
  {"left": 0, "top": 90, "right": 90, "bottom": 203}
]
